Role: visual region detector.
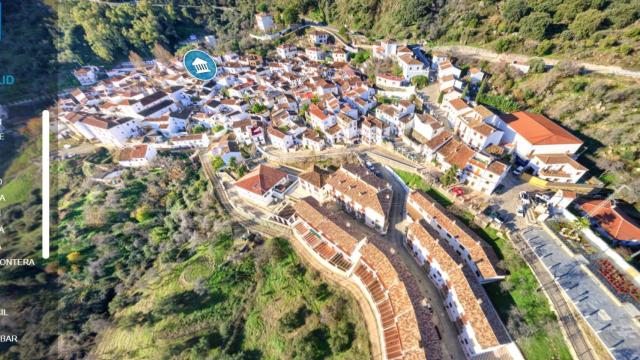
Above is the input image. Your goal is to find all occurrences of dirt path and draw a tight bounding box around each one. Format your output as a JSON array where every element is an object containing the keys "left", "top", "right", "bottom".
[{"left": 430, "top": 45, "right": 640, "bottom": 79}]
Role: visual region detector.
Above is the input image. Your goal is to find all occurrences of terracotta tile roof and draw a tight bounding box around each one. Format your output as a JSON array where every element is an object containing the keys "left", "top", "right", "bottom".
[
  {"left": 503, "top": 112, "right": 582, "bottom": 146},
  {"left": 235, "top": 164, "right": 288, "bottom": 196},
  {"left": 357, "top": 243, "right": 425, "bottom": 359},
  {"left": 425, "top": 130, "right": 452, "bottom": 151},
  {"left": 448, "top": 98, "right": 469, "bottom": 111},
  {"left": 436, "top": 138, "right": 475, "bottom": 169},
  {"left": 267, "top": 126, "right": 286, "bottom": 139},
  {"left": 533, "top": 154, "right": 586, "bottom": 171},
  {"left": 398, "top": 54, "right": 422, "bottom": 65},
  {"left": 472, "top": 123, "right": 496, "bottom": 137},
  {"left": 407, "top": 221, "right": 506, "bottom": 349},
  {"left": 408, "top": 190, "right": 500, "bottom": 279},
  {"left": 119, "top": 144, "right": 149, "bottom": 161},
  {"left": 578, "top": 199, "right": 640, "bottom": 243},
  {"left": 298, "top": 165, "right": 332, "bottom": 188},
  {"left": 377, "top": 73, "right": 404, "bottom": 82},
  {"left": 325, "top": 165, "right": 393, "bottom": 218},
  {"left": 293, "top": 197, "right": 367, "bottom": 255}
]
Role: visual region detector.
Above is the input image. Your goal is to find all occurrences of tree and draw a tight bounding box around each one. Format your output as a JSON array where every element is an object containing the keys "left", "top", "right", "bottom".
[
  {"left": 519, "top": 12, "right": 552, "bottom": 40},
  {"left": 279, "top": 305, "right": 309, "bottom": 332},
  {"left": 461, "top": 83, "right": 471, "bottom": 99},
  {"left": 570, "top": 9, "right": 605, "bottom": 39},
  {"left": 570, "top": 216, "right": 590, "bottom": 234},
  {"left": 212, "top": 156, "right": 225, "bottom": 171},
  {"left": 330, "top": 321, "right": 355, "bottom": 353},
  {"left": 411, "top": 75, "right": 428, "bottom": 89},
  {"left": 152, "top": 43, "right": 173, "bottom": 64},
  {"left": 257, "top": 3, "right": 268, "bottom": 13},
  {"left": 528, "top": 57, "right": 546, "bottom": 73},
  {"left": 282, "top": 6, "right": 299, "bottom": 25},
  {"left": 135, "top": 205, "right": 153, "bottom": 223},
  {"left": 440, "top": 165, "right": 459, "bottom": 186},
  {"left": 502, "top": 0, "right": 530, "bottom": 22}
]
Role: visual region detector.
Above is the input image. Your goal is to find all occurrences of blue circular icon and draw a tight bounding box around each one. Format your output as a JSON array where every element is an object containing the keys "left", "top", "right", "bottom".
[{"left": 183, "top": 50, "right": 218, "bottom": 81}]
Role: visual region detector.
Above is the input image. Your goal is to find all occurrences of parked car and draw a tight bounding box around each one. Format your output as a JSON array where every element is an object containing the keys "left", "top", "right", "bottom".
[
  {"left": 519, "top": 191, "right": 530, "bottom": 205},
  {"left": 534, "top": 193, "right": 551, "bottom": 203},
  {"left": 517, "top": 205, "right": 525, "bottom": 217},
  {"left": 513, "top": 166, "right": 524, "bottom": 176}
]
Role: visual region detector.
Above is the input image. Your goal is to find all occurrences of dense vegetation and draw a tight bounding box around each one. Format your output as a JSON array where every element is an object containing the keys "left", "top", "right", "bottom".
[{"left": 0, "top": 127, "right": 369, "bottom": 358}]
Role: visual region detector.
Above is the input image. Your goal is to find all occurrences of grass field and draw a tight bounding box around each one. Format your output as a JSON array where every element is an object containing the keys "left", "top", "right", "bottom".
[
  {"left": 93, "top": 236, "right": 370, "bottom": 359},
  {"left": 479, "top": 227, "right": 572, "bottom": 360},
  {"left": 0, "top": 134, "right": 41, "bottom": 209},
  {"left": 392, "top": 168, "right": 452, "bottom": 207}
]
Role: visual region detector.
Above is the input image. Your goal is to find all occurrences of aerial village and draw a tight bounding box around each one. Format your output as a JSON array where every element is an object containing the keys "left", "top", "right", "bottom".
[{"left": 56, "top": 11, "right": 640, "bottom": 360}]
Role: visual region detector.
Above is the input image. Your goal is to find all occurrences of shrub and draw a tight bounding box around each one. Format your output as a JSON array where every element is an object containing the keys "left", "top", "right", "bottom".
[
  {"left": 411, "top": 75, "right": 429, "bottom": 89},
  {"left": 279, "top": 305, "right": 309, "bottom": 332},
  {"left": 495, "top": 37, "right": 514, "bottom": 53},
  {"left": 535, "top": 40, "right": 554, "bottom": 56},
  {"left": 134, "top": 205, "right": 153, "bottom": 223},
  {"left": 607, "top": 3, "right": 640, "bottom": 29},
  {"left": 570, "top": 9, "right": 605, "bottom": 39},
  {"left": 329, "top": 321, "right": 356, "bottom": 353},
  {"left": 67, "top": 251, "right": 82, "bottom": 263},
  {"left": 528, "top": 58, "right": 546, "bottom": 73},
  {"left": 519, "top": 12, "right": 552, "bottom": 40},
  {"left": 502, "top": 0, "right": 530, "bottom": 22},
  {"left": 212, "top": 156, "right": 225, "bottom": 171}
]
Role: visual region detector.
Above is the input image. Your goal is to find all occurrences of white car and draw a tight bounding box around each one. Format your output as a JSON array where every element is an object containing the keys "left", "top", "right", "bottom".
[
  {"left": 516, "top": 205, "right": 525, "bottom": 217},
  {"left": 513, "top": 166, "right": 524, "bottom": 176},
  {"left": 519, "top": 191, "right": 530, "bottom": 205}
]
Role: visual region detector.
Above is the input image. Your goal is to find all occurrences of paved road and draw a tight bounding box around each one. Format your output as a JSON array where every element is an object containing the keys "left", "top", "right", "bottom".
[
  {"left": 377, "top": 161, "right": 466, "bottom": 360},
  {"left": 431, "top": 45, "right": 640, "bottom": 80},
  {"left": 520, "top": 226, "right": 640, "bottom": 359}
]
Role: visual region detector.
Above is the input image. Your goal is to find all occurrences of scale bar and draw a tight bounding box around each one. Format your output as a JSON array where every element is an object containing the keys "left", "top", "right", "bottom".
[{"left": 42, "top": 110, "right": 50, "bottom": 259}]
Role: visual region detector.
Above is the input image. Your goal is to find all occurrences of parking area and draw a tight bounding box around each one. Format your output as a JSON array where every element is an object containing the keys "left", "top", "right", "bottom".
[{"left": 521, "top": 226, "right": 640, "bottom": 359}]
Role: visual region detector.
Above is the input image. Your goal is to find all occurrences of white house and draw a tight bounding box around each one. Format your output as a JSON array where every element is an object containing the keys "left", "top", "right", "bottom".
[
  {"left": 255, "top": 13, "right": 275, "bottom": 32},
  {"left": 464, "top": 153, "right": 509, "bottom": 195},
  {"left": 83, "top": 116, "right": 142, "bottom": 148},
  {"left": 376, "top": 73, "right": 404, "bottom": 88},
  {"left": 170, "top": 133, "right": 211, "bottom": 149},
  {"left": 529, "top": 154, "right": 587, "bottom": 183},
  {"left": 397, "top": 54, "right": 427, "bottom": 80},
  {"left": 500, "top": 112, "right": 583, "bottom": 160},
  {"left": 324, "top": 164, "right": 393, "bottom": 234},
  {"left": 277, "top": 45, "right": 298, "bottom": 59},
  {"left": 119, "top": 144, "right": 157, "bottom": 167},
  {"left": 305, "top": 47, "right": 326, "bottom": 62},
  {"left": 468, "top": 68, "right": 485, "bottom": 84},
  {"left": 301, "top": 128, "right": 325, "bottom": 151},
  {"left": 234, "top": 164, "right": 295, "bottom": 205},
  {"left": 361, "top": 116, "right": 389, "bottom": 145},
  {"left": 73, "top": 66, "right": 99, "bottom": 86},
  {"left": 209, "top": 135, "right": 243, "bottom": 166},
  {"left": 307, "top": 104, "right": 336, "bottom": 131},
  {"left": 372, "top": 39, "right": 398, "bottom": 59},
  {"left": 308, "top": 30, "right": 329, "bottom": 45},
  {"left": 413, "top": 113, "right": 444, "bottom": 141},
  {"left": 267, "top": 126, "right": 294, "bottom": 150}
]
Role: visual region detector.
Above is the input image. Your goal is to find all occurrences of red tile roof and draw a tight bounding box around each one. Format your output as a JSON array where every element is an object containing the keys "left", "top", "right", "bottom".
[
  {"left": 504, "top": 112, "right": 582, "bottom": 146},
  {"left": 234, "top": 164, "right": 288, "bottom": 196},
  {"left": 579, "top": 199, "right": 640, "bottom": 243}
]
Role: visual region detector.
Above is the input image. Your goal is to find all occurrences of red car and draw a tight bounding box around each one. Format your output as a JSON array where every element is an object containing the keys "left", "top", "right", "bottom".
[{"left": 452, "top": 187, "right": 464, "bottom": 196}]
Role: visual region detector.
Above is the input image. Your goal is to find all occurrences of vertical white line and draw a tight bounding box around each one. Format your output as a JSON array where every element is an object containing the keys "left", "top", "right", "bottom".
[{"left": 42, "top": 110, "right": 50, "bottom": 259}]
